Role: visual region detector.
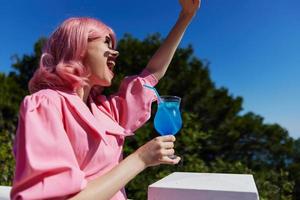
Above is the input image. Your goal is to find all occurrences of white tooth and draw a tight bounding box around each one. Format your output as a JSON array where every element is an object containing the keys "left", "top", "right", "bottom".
[{"left": 107, "top": 61, "right": 115, "bottom": 66}]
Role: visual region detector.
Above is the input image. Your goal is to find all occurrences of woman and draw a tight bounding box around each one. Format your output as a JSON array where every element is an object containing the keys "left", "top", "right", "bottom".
[{"left": 11, "top": 0, "right": 200, "bottom": 199}]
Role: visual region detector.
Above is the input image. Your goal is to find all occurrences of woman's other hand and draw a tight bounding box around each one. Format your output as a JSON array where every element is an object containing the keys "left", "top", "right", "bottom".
[{"left": 179, "top": 0, "right": 201, "bottom": 19}]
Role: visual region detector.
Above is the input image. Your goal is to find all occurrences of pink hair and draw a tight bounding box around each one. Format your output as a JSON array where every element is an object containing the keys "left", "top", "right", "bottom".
[{"left": 28, "top": 17, "right": 117, "bottom": 94}]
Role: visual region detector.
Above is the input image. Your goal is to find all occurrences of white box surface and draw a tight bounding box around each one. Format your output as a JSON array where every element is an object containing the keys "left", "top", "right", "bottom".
[
  {"left": 148, "top": 172, "right": 259, "bottom": 200},
  {"left": 0, "top": 186, "right": 11, "bottom": 200}
]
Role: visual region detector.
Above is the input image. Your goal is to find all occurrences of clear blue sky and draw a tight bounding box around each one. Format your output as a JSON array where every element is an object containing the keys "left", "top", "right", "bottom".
[{"left": 1, "top": 0, "right": 299, "bottom": 138}]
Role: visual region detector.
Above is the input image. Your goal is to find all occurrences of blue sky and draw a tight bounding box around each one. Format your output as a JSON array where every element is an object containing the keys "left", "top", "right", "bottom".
[{"left": 1, "top": 0, "right": 299, "bottom": 138}]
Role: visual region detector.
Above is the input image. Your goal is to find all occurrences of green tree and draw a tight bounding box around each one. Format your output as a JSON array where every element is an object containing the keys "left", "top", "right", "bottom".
[
  {"left": 289, "top": 138, "right": 300, "bottom": 198},
  {"left": 0, "top": 38, "right": 46, "bottom": 185},
  {"left": 113, "top": 34, "right": 295, "bottom": 199},
  {"left": 0, "top": 73, "right": 23, "bottom": 185}
]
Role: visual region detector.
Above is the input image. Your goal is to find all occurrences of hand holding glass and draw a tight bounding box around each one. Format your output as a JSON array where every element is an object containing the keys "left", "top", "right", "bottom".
[{"left": 154, "top": 96, "right": 182, "bottom": 159}]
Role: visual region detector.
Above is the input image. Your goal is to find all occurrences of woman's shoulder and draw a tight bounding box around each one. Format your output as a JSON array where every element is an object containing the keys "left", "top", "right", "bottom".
[{"left": 21, "top": 89, "right": 63, "bottom": 111}]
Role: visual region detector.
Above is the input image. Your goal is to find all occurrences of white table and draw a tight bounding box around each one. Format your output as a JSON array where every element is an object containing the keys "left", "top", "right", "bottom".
[
  {"left": 0, "top": 186, "right": 11, "bottom": 200},
  {"left": 148, "top": 172, "right": 259, "bottom": 200}
]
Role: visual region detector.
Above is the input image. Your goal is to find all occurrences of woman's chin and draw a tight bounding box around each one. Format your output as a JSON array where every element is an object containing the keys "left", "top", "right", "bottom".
[
  {"left": 92, "top": 76, "right": 113, "bottom": 87},
  {"left": 103, "top": 81, "right": 112, "bottom": 87}
]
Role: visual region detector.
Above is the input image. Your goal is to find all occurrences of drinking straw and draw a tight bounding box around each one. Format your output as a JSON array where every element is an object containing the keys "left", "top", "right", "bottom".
[{"left": 143, "top": 84, "right": 163, "bottom": 103}]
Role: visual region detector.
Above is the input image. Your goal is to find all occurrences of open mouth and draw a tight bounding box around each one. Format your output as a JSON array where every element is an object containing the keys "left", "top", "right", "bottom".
[{"left": 107, "top": 60, "right": 115, "bottom": 75}]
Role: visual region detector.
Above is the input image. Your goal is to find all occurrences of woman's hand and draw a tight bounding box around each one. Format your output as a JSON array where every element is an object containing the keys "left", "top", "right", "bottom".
[
  {"left": 179, "top": 0, "right": 201, "bottom": 20},
  {"left": 134, "top": 135, "right": 181, "bottom": 167}
]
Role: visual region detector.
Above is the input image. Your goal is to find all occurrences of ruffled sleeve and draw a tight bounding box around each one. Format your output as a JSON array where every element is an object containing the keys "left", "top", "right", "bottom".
[
  {"left": 98, "top": 69, "right": 158, "bottom": 133},
  {"left": 11, "top": 93, "right": 87, "bottom": 200}
]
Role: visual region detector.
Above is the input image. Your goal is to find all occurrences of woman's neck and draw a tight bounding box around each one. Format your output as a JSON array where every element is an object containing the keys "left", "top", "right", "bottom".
[
  {"left": 76, "top": 86, "right": 91, "bottom": 104},
  {"left": 76, "top": 85, "right": 104, "bottom": 105}
]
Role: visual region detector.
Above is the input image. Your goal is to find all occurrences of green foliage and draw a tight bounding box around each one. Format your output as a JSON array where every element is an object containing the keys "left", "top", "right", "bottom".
[
  {"left": 0, "top": 38, "right": 45, "bottom": 185},
  {"left": 0, "top": 129, "right": 15, "bottom": 186},
  {"left": 9, "top": 37, "right": 47, "bottom": 92},
  {"left": 0, "top": 34, "right": 299, "bottom": 200}
]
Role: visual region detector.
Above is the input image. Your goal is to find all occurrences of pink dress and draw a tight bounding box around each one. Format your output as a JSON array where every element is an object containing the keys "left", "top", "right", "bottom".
[{"left": 11, "top": 69, "right": 158, "bottom": 200}]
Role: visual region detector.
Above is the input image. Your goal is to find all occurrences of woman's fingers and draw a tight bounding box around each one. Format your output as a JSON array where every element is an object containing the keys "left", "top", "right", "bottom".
[
  {"left": 179, "top": 0, "right": 201, "bottom": 16},
  {"left": 160, "top": 156, "right": 181, "bottom": 165},
  {"left": 156, "top": 135, "right": 176, "bottom": 142},
  {"left": 162, "top": 142, "right": 175, "bottom": 149},
  {"left": 194, "top": 0, "right": 201, "bottom": 9},
  {"left": 136, "top": 135, "right": 180, "bottom": 167},
  {"left": 160, "top": 148, "right": 175, "bottom": 156}
]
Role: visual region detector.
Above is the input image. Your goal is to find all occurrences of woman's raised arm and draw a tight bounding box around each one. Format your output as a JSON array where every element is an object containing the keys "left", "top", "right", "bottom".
[{"left": 146, "top": 0, "right": 201, "bottom": 80}]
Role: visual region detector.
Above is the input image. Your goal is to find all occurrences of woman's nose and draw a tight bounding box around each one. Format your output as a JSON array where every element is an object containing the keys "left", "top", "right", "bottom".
[{"left": 110, "top": 49, "right": 119, "bottom": 58}]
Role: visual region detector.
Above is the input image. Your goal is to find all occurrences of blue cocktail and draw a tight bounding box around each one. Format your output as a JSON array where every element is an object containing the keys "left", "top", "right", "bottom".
[
  {"left": 143, "top": 85, "right": 182, "bottom": 159},
  {"left": 154, "top": 96, "right": 182, "bottom": 136}
]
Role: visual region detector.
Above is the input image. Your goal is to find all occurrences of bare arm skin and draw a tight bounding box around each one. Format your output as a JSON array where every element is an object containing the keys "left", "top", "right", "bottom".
[
  {"left": 146, "top": 0, "right": 201, "bottom": 80},
  {"left": 69, "top": 136, "right": 180, "bottom": 200}
]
